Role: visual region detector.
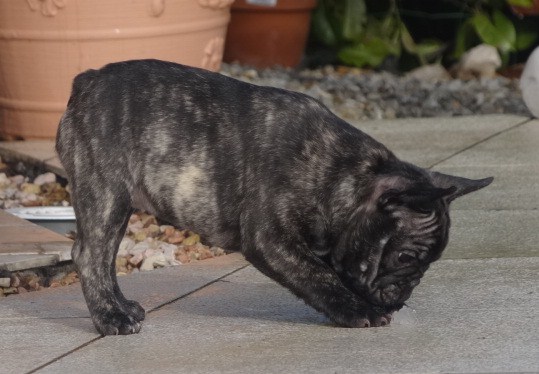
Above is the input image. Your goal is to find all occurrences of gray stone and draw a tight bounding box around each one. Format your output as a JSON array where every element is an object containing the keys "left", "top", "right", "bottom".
[{"left": 521, "top": 46, "right": 539, "bottom": 118}]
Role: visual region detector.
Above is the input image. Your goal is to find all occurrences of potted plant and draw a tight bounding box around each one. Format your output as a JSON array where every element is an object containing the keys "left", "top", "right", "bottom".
[
  {"left": 223, "top": 0, "right": 317, "bottom": 68},
  {"left": 0, "top": 0, "right": 233, "bottom": 140}
]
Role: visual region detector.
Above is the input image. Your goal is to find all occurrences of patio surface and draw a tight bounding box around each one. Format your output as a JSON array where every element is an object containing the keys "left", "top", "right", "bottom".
[{"left": 0, "top": 114, "right": 538, "bottom": 373}]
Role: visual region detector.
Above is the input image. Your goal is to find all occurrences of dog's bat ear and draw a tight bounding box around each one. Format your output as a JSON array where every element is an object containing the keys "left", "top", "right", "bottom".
[
  {"left": 378, "top": 185, "right": 456, "bottom": 211},
  {"left": 429, "top": 171, "right": 494, "bottom": 202}
]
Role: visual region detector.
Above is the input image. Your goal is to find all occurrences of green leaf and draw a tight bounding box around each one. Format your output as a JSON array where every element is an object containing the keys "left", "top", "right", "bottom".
[
  {"left": 470, "top": 13, "right": 499, "bottom": 45},
  {"left": 311, "top": 0, "right": 338, "bottom": 46},
  {"left": 338, "top": 38, "right": 396, "bottom": 68},
  {"left": 492, "top": 10, "right": 516, "bottom": 52},
  {"left": 507, "top": 0, "right": 534, "bottom": 7},
  {"left": 415, "top": 40, "right": 446, "bottom": 61},
  {"left": 453, "top": 21, "right": 477, "bottom": 59},
  {"left": 400, "top": 23, "right": 417, "bottom": 55},
  {"left": 342, "top": 0, "right": 366, "bottom": 42},
  {"left": 399, "top": 23, "right": 444, "bottom": 64},
  {"left": 470, "top": 11, "right": 516, "bottom": 52}
]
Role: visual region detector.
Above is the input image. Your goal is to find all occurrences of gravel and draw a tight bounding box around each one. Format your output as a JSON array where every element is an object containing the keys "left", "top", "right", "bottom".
[
  {"left": 220, "top": 63, "right": 530, "bottom": 121},
  {"left": 0, "top": 162, "right": 226, "bottom": 297}
]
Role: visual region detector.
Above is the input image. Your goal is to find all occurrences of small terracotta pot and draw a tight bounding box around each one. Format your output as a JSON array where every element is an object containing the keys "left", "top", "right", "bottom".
[
  {"left": 0, "top": 0, "right": 233, "bottom": 139},
  {"left": 511, "top": 0, "right": 539, "bottom": 16},
  {"left": 224, "top": 0, "right": 317, "bottom": 68}
]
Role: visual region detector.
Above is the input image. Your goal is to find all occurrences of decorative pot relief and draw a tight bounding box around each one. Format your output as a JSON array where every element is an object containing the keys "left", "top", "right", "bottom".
[
  {"left": 149, "top": 0, "right": 166, "bottom": 17},
  {"left": 27, "top": 0, "right": 66, "bottom": 16},
  {"left": 198, "top": 0, "right": 234, "bottom": 9},
  {"left": 201, "top": 37, "right": 224, "bottom": 71}
]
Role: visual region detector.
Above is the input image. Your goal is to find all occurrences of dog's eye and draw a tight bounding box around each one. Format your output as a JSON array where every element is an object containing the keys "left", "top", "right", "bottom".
[{"left": 398, "top": 252, "right": 416, "bottom": 263}]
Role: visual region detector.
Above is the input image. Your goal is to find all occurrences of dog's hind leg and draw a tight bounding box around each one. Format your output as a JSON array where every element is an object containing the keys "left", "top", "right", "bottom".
[{"left": 71, "top": 181, "right": 144, "bottom": 335}]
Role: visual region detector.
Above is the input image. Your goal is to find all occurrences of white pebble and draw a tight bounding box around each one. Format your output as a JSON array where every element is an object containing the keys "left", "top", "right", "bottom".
[
  {"left": 118, "top": 237, "right": 135, "bottom": 257},
  {"left": 127, "top": 220, "right": 144, "bottom": 234},
  {"left": 0, "top": 278, "right": 11, "bottom": 288},
  {"left": 9, "top": 175, "right": 25, "bottom": 185},
  {"left": 158, "top": 242, "right": 181, "bottom": 266},
  {"left": 33, "top": 172, "right": 56, "bottom": 186},
  {"left": 457, "top": 44, "right": 501, "bottom": 79},
  {"left": 143, "top": 248, "right": 157, "bottom": 259},
  {"left": 130, "top": 241, "right": 151, "bottom": 256},
  {"left": 140, "top": 253, "right": 167, "bottom": 271},
  {"left": 129, "top": 253, "right": 144, "bottom": 266},
  {"left": 0, "top": 173, "right": 9, "bottom": 186}
]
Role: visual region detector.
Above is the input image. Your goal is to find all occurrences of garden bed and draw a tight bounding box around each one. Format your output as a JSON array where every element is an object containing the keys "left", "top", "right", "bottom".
[{"left": 0, "top": 158, "right": 227, "bottom": 297}]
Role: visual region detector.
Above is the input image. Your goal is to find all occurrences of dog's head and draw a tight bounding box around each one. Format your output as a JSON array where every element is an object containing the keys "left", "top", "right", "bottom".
[{"left": 330, "top": 167, "right": 492, "bottom": 312}]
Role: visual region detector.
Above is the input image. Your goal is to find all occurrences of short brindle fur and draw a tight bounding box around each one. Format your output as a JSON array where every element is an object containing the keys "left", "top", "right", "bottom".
[{"left": 56, "top": 60, "right": 492, "bottom": 335}]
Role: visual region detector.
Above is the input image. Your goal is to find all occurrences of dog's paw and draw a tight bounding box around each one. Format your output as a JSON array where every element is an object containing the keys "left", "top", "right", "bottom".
[
  {"left": 91, "top": 308, "right": 143, "bottom": 336},
  {"left": 352, "top": 313, "right": 392, "bottom": 328},
  {"left": 331, "top": 308, "right": 393, "bottom": 328},
  {"left": 121, "top": 299, "right": 146, "bottom": 322}
]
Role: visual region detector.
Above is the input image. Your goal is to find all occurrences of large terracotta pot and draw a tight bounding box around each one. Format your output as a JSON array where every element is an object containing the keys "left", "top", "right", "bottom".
[
  {"left": 0, "top": 0, "right": 233, "bottom": 139},
  {"left": 224, "top": 0, "right": 317, "bottom": 68}
]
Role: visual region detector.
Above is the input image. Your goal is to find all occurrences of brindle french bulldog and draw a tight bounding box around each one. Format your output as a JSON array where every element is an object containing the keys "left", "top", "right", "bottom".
[{"left": 56, "top": 59, "right": 492, "bottom": 335}]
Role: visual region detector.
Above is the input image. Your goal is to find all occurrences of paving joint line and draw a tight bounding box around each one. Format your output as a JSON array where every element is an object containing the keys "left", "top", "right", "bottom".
[
  {"left": 427, "top": 117, "right": 533, "bottom": 169},
  {"left": 147, "top": 263, "right": 251, "bottom": 313},
  {"left": 25, "top": 263, "right": 250, "bottom": 374},
  {"left": 26, "top": 337, "right": 102, "bottom": 374}
]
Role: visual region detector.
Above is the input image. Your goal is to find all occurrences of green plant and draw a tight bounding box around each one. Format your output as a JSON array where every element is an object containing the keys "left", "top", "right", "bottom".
[
  {"left": 309, "top": 0, "right": 539, "bottom": 70},
  {"left": 311, "top": 0, "right": 445, "bottom": 69},
  {"left": 453, "top": 0, "right": 538, "bottom": 64}
]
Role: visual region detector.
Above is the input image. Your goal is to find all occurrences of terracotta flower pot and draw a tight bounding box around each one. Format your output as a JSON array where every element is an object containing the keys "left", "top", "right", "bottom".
[
  {"left": 224, "top": 0, "right": 317, "bottom": 68},
  {"left": 0, "top": 0, "right": 233, "bottom": 140}
]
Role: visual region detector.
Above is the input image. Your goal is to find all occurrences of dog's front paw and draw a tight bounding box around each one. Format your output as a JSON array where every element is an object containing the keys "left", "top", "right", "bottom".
[
  {"left": 331, "top": 308, "right": 393, "bottom": 328},
  {"left": 91, "top": 307, "right": 143, "bottom": 336},
  {"left": 352, "top": 312, "right": 392, "bottom": 328},
  {"left": 122, "top": 299, "right": 146, "bottom": 322}
]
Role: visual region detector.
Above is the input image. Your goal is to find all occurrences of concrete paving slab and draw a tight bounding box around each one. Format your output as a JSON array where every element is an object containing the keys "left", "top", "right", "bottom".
[
  {"left": 0, "top": 253, "right": 247, "bottom": 320},
  {"left": 352, "top": 114, "right": 528, "bottom": 168},
  {"left": 427, "top": 120, "right": 538, "bottom": 211},
  {"left": 0, "top": 224, "right": 70, "bottom": 246},
  {"left": 0, "top": 140, "right": 56, "bottom": 164},
  {"left": 435, "top": 119, "right": 539, "bottom": 167},
  {"left": 0, "top": 210, "right": 73, "bottom": 270},
  {"left": 444, "top": 209, "right": 539, "bottom": 259},
  {"left": 0, "top": 254, "right": 247, "bottom": 373},
  {"left": 0, "top": 211, "right": 30, "bottom": 226},
  {"left": 38, "top": 257, "right": 539, "bottom": 374},
  {"left": 0, "top": 253, "right": 58, "bottom": 272},
  {"left": 434, "top": 164, "right": 539, "bottom": 211},
  {"left": 0, "top": 317, "right": 98, "bottom": 374}
]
